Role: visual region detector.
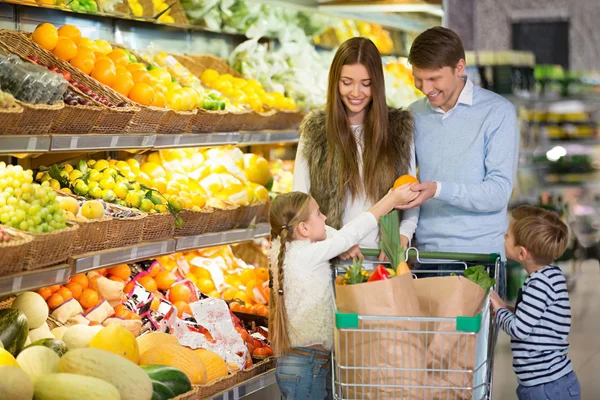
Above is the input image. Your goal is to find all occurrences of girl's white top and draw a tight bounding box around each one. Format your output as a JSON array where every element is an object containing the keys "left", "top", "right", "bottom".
[
  {"left": 268, "top": 211, "right": 378, "bottom": 351},
  {"left": 293, "top": 124, "right": 419, "bottom": 249}
]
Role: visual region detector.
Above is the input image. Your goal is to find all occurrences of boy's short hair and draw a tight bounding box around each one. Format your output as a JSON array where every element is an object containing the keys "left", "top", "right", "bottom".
[
  {"left": 408, "top": 26, "right": 466, "bottom": 70},
  {"left": 511, "top": 206, "right": 569, "bottom": 265}
]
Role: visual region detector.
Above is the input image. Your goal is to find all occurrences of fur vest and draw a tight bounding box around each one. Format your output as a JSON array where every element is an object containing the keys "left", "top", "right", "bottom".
[{"left": 299, "top": 108, "right": 413, "bottom": 229}]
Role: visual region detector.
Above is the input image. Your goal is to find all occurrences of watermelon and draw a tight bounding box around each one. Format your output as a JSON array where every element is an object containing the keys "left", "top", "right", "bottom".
[
  {"left": 25, "top": 338, "right": 68, "bottom": 357},
  {"left": 0, "top": 309, "right": 28, "bottom": 356},
  {"left": 140, "top": 365, "right": 192, "bottom": 398}
]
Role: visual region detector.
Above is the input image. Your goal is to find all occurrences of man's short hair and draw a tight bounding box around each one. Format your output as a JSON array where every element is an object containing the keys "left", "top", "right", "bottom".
[{"left": 408, "top": 26, "right": 466, "bottom": 70}]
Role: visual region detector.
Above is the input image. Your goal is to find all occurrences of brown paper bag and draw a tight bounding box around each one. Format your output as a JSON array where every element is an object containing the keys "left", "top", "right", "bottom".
[
  {"left": 414, "top": 276, "right": 487, "bottom": 399},
  {"left": 335, "top": 273, "right": 426, "bottom": 399}
]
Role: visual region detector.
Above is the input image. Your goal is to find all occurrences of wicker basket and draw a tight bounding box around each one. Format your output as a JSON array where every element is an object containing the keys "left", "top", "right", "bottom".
[
  {"left": 0, "top": 228, "right": 33, "bottom": 276},
  {"left": 255, "top": 202, "right": 270, "bottom": 224},
  {"left": 100, "top": 0, "right": 130, "bottom": 15},
  {"left": 239, "top": 109, "right": 276, "bottom": 132},
  {"left": 141, "top": 212, "right": 175, "bottom": 242},
  {"left": 0, "top": 103, "right": 23, "bottom": 133},
  {"left": 188, "top": 109, "right": 253, "bottom": 133},
  {"left": 206, "top": 207, "right": 239, "bottom": 233},
  {"left": 23, "top": 221, "right": 79, "bottom": 270},
  {"left": 0, "top": 30, "right": 139, "bottom": 131},
  {"left": 174, "top": 208, "right": 213, "bottom": 237},
  {"left": 235, "top": 204, "right": 258, "bottom": 228},
  {"left": 169, "top": 0, "right": 190, "bottom": 25},
  {"left": 106, "top": 211, "right": 147, "bottom": 249},
  {"left": 70, "top": 215, "right": 111, "bottom": 256},
  {"left": 138, "top": 0, "right": 156, "bottom": 17},
  {"left": 172, "top": 388, "right": 199, "bottom": 400},
  {"left": 6, "top": 100, "right": 63, "bottom": 135},
  {"left": 175, "top": 54, "right": 242, "bottom": 78},
  {"left": 158, "top": 108, "right": 197, "bottom": 134},
  {"left": 0, "top": 296, "right": 14, "bottom": 309},
  {"left": 265, "top": 110, "right": 305, "bottom": 131},
  {"left": 51, "top": 103, "right": 104, "bottom": 134}
]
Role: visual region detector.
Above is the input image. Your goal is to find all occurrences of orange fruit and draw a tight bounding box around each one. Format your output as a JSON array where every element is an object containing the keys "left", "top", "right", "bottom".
[
  {"left": 255, "top": 267, "right": 269, "bottom": 282},
  {"left": 147, "top": 262, "right": 162, "bottom": 277},
  {"left": 168, "top": 284, "right": 192, "bottom": 304},
  {"left": 124, "top": 281, "right": 135, "bottom": 295},
  {"left": 240, "top": 268, "right": 256, "bottom": 285},
  {"left": 184, "top": 273, "right": 198, "bottom": 287},
  {"left": 52, "top": 36, "right": 78, "bottom": 61},
  {"left": 173, "top": 301, "right": 191, "bottom": 318},
  {"left": 79, "top": 289, "right": 99, "bottom": 309},
  {"left": 48, "top": 284, "right": 61, "bottom": 293},
  {"left": 57, "top": 25, "right": 81, "bottom": 45},
  {"left": 155, "top": 270, "right": 177, "bottom": 291},
  {"left": 126, "top": 63, "right": 146, "bottom": 74},
  {"left": 222, "top": 287, "right": 237, "bottom": 301},
  {"left": 138, "top": 276, "right": 158, "bottom": 292},
  {"left": 115, "top": 66, "right": 133, "bottom": 81},
  {"left": 47, "top": 293, "right": 65, "bottom": 310},
  {"left": 112, "top": 77, "right": 134, "bottom": 97},
  {"left": 94, "top": 52, "right": 110, "bottom": 62},
  {"left": 393, "top": 174, "right": 419, "bottom": 189},
  {"left": 239, "top": 305, "right": 250, "bottom": 314},
  {"left": 208, "top": 290, "right": 220, "bottom": 298},
  {"left": 32, "top": 23, "right": 58, "bottom": 51},
  {"left": 107, "top": 49, "right": 130, "bottom": 67},
  {"left": 108, "top": 264, "right": 131, "bottom": 281},
  {"left": 258, "top": 305, "right": 269, "bottom": 317},
  {"left": 114, "top": 305, "right": 130, "bottom": 318},
  {"left": 108, "top": 275, "right": 125, "bottom": 284},
  {"left": 75, "top": 46, "right": 96, "bottom": 60},
  {"left": 129, "top": 82, "right": 155, "bottom": 106},
  {"left": 95, "top": 268, "right": 108, "bottom": 276},
  {"left": 37, "top": 287, "right": 52, "bottom": 301},
  {"left": 131, "top": 69, "right": 151, "bottom": 84},
  {"left": 126, "top": 312, "right": 141, "bottom": 320},
  {"left": 91, "top": 59, "right": 117, "bottom": 87},
  {"left": 65, "top": 282, "right": 83, "bottom": 300},
  {"left": 250, "top": 305, "right": 261, "bottom": 315},
  {"left": 234, "top": 290, "right": 251, "bottom": 305},
  {"left": 229, "top": 302, "right": 241, "bottom": 312},
  {"left": 152, "top": 91, "right": 166, "bottom": 107},
  {"left": 197, "top": 279, "right": 216, "bottom": 294},
  {"left": 70, "top": 274, "right": 89, "bottom": 288},
  {"left": 57, "top": 286, "right": 73, "bottom": 301},
  {"left": 70, "top": 54, "right": 95, "bottom": 75}
]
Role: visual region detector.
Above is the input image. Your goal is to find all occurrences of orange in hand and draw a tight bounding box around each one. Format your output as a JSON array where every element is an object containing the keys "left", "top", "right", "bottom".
[{"left": 393, "top": 174, "right": 419, "bottom": 189}]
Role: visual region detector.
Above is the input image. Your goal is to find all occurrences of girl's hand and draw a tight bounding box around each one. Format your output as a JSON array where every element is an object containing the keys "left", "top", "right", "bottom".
[
  {"left": 339, "top": 245, "right": 363, "bottom": 260},
  {"left": 390, "top": 183, "right": 419, "bottom": 205}
]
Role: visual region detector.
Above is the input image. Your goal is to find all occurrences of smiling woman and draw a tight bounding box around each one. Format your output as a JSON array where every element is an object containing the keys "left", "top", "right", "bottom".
[{"left": 292, "top": 37, "right": 419, "bottom": 255}]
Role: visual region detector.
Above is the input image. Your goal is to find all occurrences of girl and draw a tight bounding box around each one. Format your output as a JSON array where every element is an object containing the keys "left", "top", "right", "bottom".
[
  {"left": 269, "top": 185, "right": 417, "bottom": 399},
  {"left": 293, "top": 37, "right": 418, "bottom": 259}
]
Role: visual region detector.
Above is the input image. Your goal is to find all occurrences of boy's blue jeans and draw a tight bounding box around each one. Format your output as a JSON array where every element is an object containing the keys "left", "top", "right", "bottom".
[
  {"left": 275, "top": 347, "right": 332, "bottom": 399},
  {"left": 517, "top": 371, "right": 581, "bottom": 400}
]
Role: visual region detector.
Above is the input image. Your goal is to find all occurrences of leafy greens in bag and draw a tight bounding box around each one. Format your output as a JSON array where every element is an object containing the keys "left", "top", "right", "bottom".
[{"left": 463, "top": 265, "right": 495, "bottom": 292}]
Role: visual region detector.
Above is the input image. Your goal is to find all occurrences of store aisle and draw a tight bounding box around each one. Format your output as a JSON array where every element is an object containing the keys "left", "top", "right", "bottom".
[{"left": 492, "top": 260, "right": 600, "bottom": 400}]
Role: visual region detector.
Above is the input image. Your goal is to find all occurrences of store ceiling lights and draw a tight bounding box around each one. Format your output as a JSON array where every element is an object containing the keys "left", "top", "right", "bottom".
[{"left": 317, "top": 0, "right": 445, "bottom": 18}]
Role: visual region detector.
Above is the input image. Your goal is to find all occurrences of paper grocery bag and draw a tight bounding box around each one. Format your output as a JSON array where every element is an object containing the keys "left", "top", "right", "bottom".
[
  {"left": 414, "top": 276, "right": 487, "bottom": 399},
  {"left": 335, "top": 273, "right": 426, "bottom": 399}
]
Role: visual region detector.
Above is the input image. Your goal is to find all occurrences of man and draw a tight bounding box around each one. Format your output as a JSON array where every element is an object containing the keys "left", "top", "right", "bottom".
[{"left": 399, "top": 26, "right": 520, "bottom": 298}]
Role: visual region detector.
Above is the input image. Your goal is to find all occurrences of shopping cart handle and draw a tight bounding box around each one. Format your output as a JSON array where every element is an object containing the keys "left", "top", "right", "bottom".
[{"left": 360, "top": 248, "right": 500, "bottom": 263}]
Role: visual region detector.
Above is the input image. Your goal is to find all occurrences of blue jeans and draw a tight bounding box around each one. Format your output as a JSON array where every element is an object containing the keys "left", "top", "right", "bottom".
[
  {"left": 415, "top": 260, "right": 507, "bottom": 300},
  {"left": 517, "top": 371, "right": 581, "bottom": 400},
  {"left": 275, "top": 347, "right": 332, "bottom": 400}
]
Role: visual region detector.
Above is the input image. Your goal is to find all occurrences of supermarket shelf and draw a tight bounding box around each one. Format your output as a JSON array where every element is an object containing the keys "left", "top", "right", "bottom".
[
  {"left": 72, "top": 223, "right": 270, "bottom": 273},
  {"left": 210, "top": 370, "right": 277, "bottom": 400},
  {"left": 0, "top": 264, "right": 70, "bottom": 297},
  {"left": 0, "top": 132, "right": 299, "bottom": 154},
  {"left": 176, "top": 223, "right": 270, "bottom": 252}
]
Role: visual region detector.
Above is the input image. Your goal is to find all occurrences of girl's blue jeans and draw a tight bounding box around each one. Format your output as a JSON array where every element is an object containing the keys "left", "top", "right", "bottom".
[{"left": 275, "top": 347, "right": 332, "bottom": 399}]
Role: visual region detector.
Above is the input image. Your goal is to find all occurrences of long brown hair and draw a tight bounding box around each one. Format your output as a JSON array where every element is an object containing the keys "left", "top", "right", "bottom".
[
  {"left": 326, "top": 37, "right": 393, "bottom": 203},
  {"left": 268, "top": 192, "right": 311, "bottom": 355}
]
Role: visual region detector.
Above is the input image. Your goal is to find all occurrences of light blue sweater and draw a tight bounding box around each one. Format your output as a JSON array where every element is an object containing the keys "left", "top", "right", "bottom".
[{"left": 409, "top": 84, "right": 519, "bottom": 259}]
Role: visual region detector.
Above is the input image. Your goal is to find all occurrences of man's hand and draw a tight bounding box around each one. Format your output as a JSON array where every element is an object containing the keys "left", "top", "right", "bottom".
[
  {"left": 396, "top": 182, "right": 437, "bottom": 210},
  {"left": 378, "top": 250, "right": 388, "bottom": 262},
  {"left": 490, "top": 290, "right": 508, "bottom": 312},
  {"left": 339, "top": 245, "right": 363, "bottom": 261}
]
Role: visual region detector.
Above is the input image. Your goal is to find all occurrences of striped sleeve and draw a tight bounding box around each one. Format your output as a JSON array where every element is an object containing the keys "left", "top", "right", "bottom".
[{"left": 496, "top": 278, "right": 553, "bottom": 340}]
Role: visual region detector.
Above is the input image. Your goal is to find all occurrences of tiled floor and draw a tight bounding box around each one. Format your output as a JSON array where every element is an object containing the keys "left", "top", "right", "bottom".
[{"left": 492, "top": 260, "right": 600, "bottom": 400}]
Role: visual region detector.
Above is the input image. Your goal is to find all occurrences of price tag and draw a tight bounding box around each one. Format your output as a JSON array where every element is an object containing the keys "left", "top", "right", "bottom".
[
  {"left": 69, "top": 136, "right": 79, "bottom": 149},
  {"left": 110, "top": 136, "right": 119, "bottom": 148},
  {"left": 160, "top": 241, "right": 168, "bottom": 254},
  {"left": 92, "top": 254, "right": 101, "bottom": 269},
  {"left": 11, "top": 276, "right": 22, "bottom": 293},
  {"left": 172, "top": 135, "right": 182, "bottom": 146},
  {"left": 56, "top": 268, "right": 67, "bottom": 283},
  {"left": 131, "top": 246, "right": 139, "bottom": 260},
  {"left": 141, "top": 136, "right": 154, "bottom": 147},
  {"left": 27, "top": 137, "right": 38, "bottom": 151}
]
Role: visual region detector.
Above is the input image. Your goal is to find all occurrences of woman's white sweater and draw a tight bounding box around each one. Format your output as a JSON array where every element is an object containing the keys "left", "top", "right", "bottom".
[{"left": 268, "top": 212, "right": 378, "bottom": 351}]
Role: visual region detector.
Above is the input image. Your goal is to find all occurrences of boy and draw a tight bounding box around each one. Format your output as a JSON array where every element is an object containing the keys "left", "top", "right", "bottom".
[{"left": 490, "top": 206, "right": 580, "bottom": 400}]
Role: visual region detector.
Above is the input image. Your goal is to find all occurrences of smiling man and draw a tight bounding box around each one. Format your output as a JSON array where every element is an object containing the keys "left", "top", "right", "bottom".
[{"left": 400, "top": 26, "right": 520, "bottom": 297}]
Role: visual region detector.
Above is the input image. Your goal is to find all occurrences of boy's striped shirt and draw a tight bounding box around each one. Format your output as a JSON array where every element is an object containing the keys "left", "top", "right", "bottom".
[{"left": 496, "top": 265, "right": 573, "bottom": 386}]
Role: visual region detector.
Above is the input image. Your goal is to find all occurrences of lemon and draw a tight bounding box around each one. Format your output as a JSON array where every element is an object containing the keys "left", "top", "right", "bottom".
[
  {"left": 63, "top": 164, "right": 74, "bottom": 173},
  {"left": 125, "top": 192, "right": 142, "bottom": 208},
  {"left": 102, "top": 189, "right": 117, "bottom": 202},
  {"left": 88, "top": 186, "right": 103, "bottom": 199},
  {"left": 81, "top": 200, "right": 104, "bottom": 219},
  {"left": 251, "top": 182, "right": 269, "bottom": 202},
  {"left": 69, "top": 170, "right": 83, "bottom": 182},
  {"left": 87, "top": 159, "right": 96, "bottom": 167},
  {"left": 115, "top": 161, "right": 130, "bottom": 172},
  {"left": 243, "top": 153, "right": 272, "bottom": 186},
  {"left": 49, "top": 179, "right": 61, "bottom": 191},
  {"left": 93, "top": 159, "right": 110, "bottom": 171},
  {"left": 73, "top": 180, "right": 89, "bottom": 196},
  {"left": 114, "top": 182, "right": 129, "bottom": 199},
  {"left": 61, "top": 187, "right": 73, "bottom": 195},
  {"left": 109, "top": 159, "right": 118, "bottom": 166},
  {"left": 88, "top": 170, "right": 102, "bottom": 182},
  {"left": 126, "top": 158, "right": 140, "bottom": 169},
  {"left": 103, "top": 168, "right": 117, "bottom": 180},
  {"left": 140, "top": 198, "right": 154, "bottom": 212},
  {"left": 0, "top": 348, "right": 18, "bottom": 367},
  {"left": 200, "top": 69, "right": 219, "bottom": 84},
  {"left": 141, "top": 162, "right": 166, "bottom": 179},
  {"left": 99, "top": 177, "right": 116, "bottom": 191},
  {"left": 168, "top": 198, "right": 183, "bottom": 213}
]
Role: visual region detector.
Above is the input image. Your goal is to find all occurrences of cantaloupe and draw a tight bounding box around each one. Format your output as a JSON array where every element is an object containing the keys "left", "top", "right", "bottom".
[
  {"left": 139, "top": 343, "right": 207, "bottom": 384},
  {"left": 0, "top": 366, "right": 34, "bottom": 399},
  {"left": 194, "top": 349, "right": 228, "bottom": 382},
  {"left": 11, "top": 292, "right": 49, "bottom": 329},
  {"left": 89, "top": 323, "right": 140, "bottom": 364},
  {"left": 136, "top": 332, "right": 178, "bottom": 356}
]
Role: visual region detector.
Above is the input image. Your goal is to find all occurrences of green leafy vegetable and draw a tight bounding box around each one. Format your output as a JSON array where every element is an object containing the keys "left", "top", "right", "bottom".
[
  {"left": 379, "top": 210, "right": 402, "bottom": 271},
  {"left": 464, "top": 265, "right": 495, "bottom": 292}
]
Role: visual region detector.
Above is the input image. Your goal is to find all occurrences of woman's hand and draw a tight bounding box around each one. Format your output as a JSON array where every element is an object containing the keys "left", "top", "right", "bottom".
[
  {"left": 390, "top": 183, "right": 419, "bottom": 206},
  {"left": 339, "top": 245, "right": 363, "bottom": 261}
]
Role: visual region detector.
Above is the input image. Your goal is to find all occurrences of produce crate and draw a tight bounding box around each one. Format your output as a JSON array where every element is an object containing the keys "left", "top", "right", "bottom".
[
  {"left": 255, "top": 202, "right": 269, "bottom": 224},
  {"left": 99, "top": 0, "right": 131, "bottom": 15},
  {"left": 173, "top": 208, "right": 213, "bottom": 237},
  {"left": 175, "top": 54, "right": 242, "bottom": 78},
  {"left": 7, "top": 100, "right": 63, "bottom": 135},
  {"left": 206, "top": 206, "right": 239, "bottom": 233},
  {"left": 51, "top": 102, "right": 104, "bottom": 134},
  {"left": 70, "top": 215, "right": 112, "bottom": 256},
  {"left": 188, "top": 109, "right": 252, "bottom": 133},
  {"left": 0, "top": 228, "right": 33, "bottom": 276},
  {"left": 141, "top": 212, "right": 175, "bottom": 242},
  {"left": 264, "top": 109, "right": 305, "bottom": 131},
  {"left": 105, "top": 208, "right": 147, "bottom": 249},
  {"left": 158, "top": 108, "right": 197, "bottom": 134},
  {"left": 138, "top": 0, "right": 156, "bottom": 18},
  {"left": 0, "top": 30, "right": 138, "bottom": 133},
  {"left": 0, "top": 102, "right": 23, "bottom": 134},
  {"left": 168, "top": 0, "right": 190, "bottom": 25},
  {"left": 23, "top": 221, "right": 79, "bottom": 270}
]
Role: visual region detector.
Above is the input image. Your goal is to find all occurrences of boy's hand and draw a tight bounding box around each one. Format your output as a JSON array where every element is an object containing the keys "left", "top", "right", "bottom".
[
  {"left": 390, "top": 183, "right": 419, "bottom": 205},
  {"left": 490, "top": 290, "right": 508, "bottom": 312},
  {"left": 396, "top": 182, "right": 437, "bottom": 210}
]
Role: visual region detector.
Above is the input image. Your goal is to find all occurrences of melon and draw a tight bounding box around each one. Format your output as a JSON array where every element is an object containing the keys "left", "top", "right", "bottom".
[
  {"left": 139, "top": 343, "right": 207, "bottom": 384},
  {"left": 194, "top": 348, "right": 228, "bottom": 382},
  {"left": 0, "top": 366, "right": 34, "bottom": 400},
  {"left": 11, "top": 291, "right": 49, "bottom": 329},
  {"left": 89, "top": 323, "right": 140, "bottom": 364},
  {"left": 136, "top": 331, "right": 178, "bottom": 356}
]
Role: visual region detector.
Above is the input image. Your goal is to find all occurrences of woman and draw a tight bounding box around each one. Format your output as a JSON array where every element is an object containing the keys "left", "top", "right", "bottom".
[{"left": 293, "top": 37, "right": 418, "bottom": 258}]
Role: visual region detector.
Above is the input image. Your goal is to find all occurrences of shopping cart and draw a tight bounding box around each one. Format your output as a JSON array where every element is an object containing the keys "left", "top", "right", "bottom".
[{"left": 333, "top": 249, "right": 501, "bottom": 400}]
